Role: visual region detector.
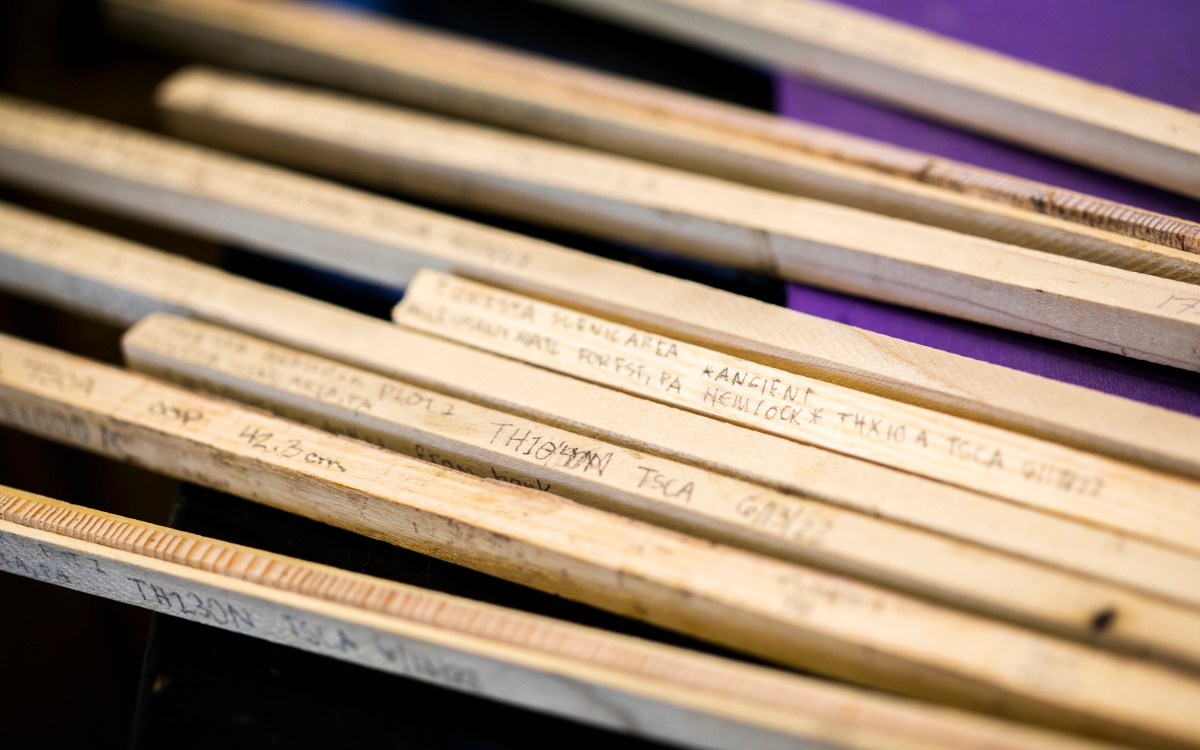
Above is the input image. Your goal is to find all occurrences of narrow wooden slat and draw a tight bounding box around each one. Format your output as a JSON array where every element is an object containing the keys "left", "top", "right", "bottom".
[
  {"left": 0, "top": 97, "right": 1197, "bottom": 481},
  {"left": 1, "top": 335, "right": 1199, "bottom": 748},
  {"left": 154, "top": 67, "right": 1200, "bottom": 370},
  {"left": 103, "top": 0, "right": 1200, "bottom": 268},
  {"left": 395, "top": 270, "right": 1200, "bottom": 556},
  {"left": 123, "top": 312, "right": 1200, "bottom": 667},
  {"left": 8, "top": 487, "right": 1119, "bottom": 750},
  {"left": 3, "top": 203, "right": 1198, "bottom": 611},
  {"left": 534, "top": 0, "right": 1200, "bottom": 199}
]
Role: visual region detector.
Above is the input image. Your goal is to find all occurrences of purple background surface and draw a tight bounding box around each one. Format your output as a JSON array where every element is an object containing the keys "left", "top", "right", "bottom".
[{"left": 776, "top": 0, "right": 1200, "bottom": 415}]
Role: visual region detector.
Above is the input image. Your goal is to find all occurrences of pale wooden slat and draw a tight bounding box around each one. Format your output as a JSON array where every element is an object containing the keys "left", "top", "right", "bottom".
[
  {"left": 123, "top": 311, "right": 1200, "bottom": 668},
  {"left": 2, "top": 203, "right": 1198, "bottom": 611},
  {"left": 1, "top": 334, "right": 1200, "bottom": 748},
  {"left": 0, "top": 96, "right": 1197, "bottom": 480},
  {"left": 154, "top": 67, "right": 1200, "bottom": 370},
  {"left": 103, "top": 0, "right": 1200, "bottom": 270},
  {"left": 534, "top": 0, "right": 1200, "bottom": 199},
  {"left": 7, "top": 486, "right": 1122, "bottom": 750},
  {"left": 395, "top": 270, "right": 1200, "bottom": 557}
]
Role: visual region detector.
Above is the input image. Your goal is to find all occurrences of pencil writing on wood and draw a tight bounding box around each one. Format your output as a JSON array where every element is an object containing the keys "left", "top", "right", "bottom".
[
  {"left": 394, "top": 270, "right": 1200, "bottom": 558},
  {"left": 0, "top": 203, "right": 1196, "bottom": 608},
  {"left": 0, "top": 98, "right": 1196, "bottom": 480},
  {"left": 0, "top": 485, "right": 1136, "bottom": 750},
  {"left": 124, "top": 311, "right": 1200, "bottom": 668},
  {"left": 2, "top": 332, "right": 1200, "bottom": 748}
]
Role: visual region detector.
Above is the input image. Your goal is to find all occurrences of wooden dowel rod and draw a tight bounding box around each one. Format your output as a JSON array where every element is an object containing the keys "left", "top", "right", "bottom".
[
  {"left": 0, "top": 99, "right": 1197, "bottom": 482},
  {"left": 8, "top": 487, "right": 1116, "bottom": 750},
  {"left": 533, "top": 0, "right": 1200, "bottom": 200},
  {"left": 103, "top": 0, "right": 1200, "bottom": 266},
  {"left": 123, "top": 311, "right": 1200, "bottom": 667},
  {"left": 394, "top": 271, "right": 1200, "bottom": 555},
  {"left": 154, "top": 67, "right": 1200, "bottom": 371},
  {"left": 1, "top": 335, "right": 1199, "bottom": 748},
  {"left": 3, "top": 204, "right": 1198, "bottom": 610}
]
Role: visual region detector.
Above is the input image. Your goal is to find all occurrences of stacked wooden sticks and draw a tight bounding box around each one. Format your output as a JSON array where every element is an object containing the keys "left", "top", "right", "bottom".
[{"left": 1, "top": 0, "right": 1198, "bottom": 747}]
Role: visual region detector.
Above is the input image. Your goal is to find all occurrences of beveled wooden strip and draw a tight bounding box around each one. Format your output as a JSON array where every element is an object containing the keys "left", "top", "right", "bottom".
[
  {"left": 8, "top": 487, "right": 1117, "bottom": 750},
  {"left": 3, "top": 203, "right": 1198, "bottom": 611},
  {"left": 535, "top": 0, "right": 1200, "bottom": 199},
  {"left": 1, "top": 335, "right": 1199, "bottom": 748},
  {"left": 123, "top": 312, "right": 1200, "bottom": 667},
  {"left": 395, "top": 270, "right": 1200, "bottom": 556},
  {"left": 155, "top": 67, "right": 1200, "bottom": 370},
  {"left": 104, "top": 0, "right": 1200, "bottom": 265}
]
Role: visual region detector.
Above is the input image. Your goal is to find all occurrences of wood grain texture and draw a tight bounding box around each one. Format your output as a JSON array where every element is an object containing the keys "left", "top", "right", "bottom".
[
  {"left": 0, "top": 98, "right": 1197, "bottom": 483},
  {"left": 154, "top": 67, "right": 1200, "bottom": 370},
  {"left": 103, "top": 0, "right": 1200, "bottom": 266},
  {"left": 395, "top": 270, "right": 1200, "bottom": 557},
  {"left": 534, "top": 0, "right": 1200, "bottom": 199},
  {"left": 3, "top": 204, "right": 1198, "bottom": 611},
  {"left": 2, "top": 335, "right": 1200, "bottom": 748},
  {"left": 123, "top": 312, "right": 1200, "bottom": 667},
  {"left": 7, "top": 487, "right": 1119, "bottom": 750}
]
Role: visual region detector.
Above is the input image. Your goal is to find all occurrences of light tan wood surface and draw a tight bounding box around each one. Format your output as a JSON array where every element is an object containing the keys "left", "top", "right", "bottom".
[
  {"left": 0, "top": 98, "right": 1197, "bottom": 480},
  {"left": 3, "top": 5, "right": 1195, "bottom": 746},
  {"left": 123, "top": 312, "right": 1200, "bottom": 666},
  {"left": 533, "top": 0, "right": 1200, "bottom": 200},
  {"left": 154, "top": 67, "right": 1200, "bottom": 370},
  {"left": 102, "top": 0, "right": 1200, "bottom": 271},
  {"left": 0, "top": 486, "right": 1143, "bottom": 750},
  {"left": 3, "top": 203, "right": 1198, "bottom": 610},
  {"left": 395, "top": 270, "right": 1200, "bottom": 556},
  {"left": 3, "top": 333, "right": 1200, "bottom": 748}
]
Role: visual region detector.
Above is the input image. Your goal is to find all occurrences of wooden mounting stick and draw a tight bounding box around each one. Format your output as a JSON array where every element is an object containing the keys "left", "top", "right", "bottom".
[
  {"left": 0, "top": 103, "right": 1197, "bottom": 481},
  {"left": 123, "top": 312, "right": 1200, "bottom": 668},
  {"left": 3, "top": 203, "right": 1199, "bottom": 610},
  {"left": 533, "top": 0, "right": 1200, "bottom": 200},
  {"left": 154, "top": 67, "right": 1200, "bottom": 371},
  {"left": 103, "top": 0, "right": 1200, "bottom": 267},
  {"left": 396, "top": 270, "right": 1200, "bottom": 557},
  {"left": 1, "top": 334, "right": 1200, "bottom": 748},
  {"left": 6, "top": 487, "right": 1127, "bottom": 750}
]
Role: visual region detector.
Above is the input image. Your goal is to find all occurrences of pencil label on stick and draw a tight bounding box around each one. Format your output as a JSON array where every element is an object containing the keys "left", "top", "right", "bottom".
[
  {"left": 394, "top": 271, "right": 1200, "bottom": 554},
  {"left": 1158, "top": 294, "right": 1200, "bottom": 316},
  {"left": 0, "top": 498, "right": 489, "bottom": 694},
  {"left": 5, "top": 279, "right": 1200, "bottom": 743},
  {"left": 123, "top": 312, "right": 847, "bottom": 555},
  {"left": 0, "top": 332, "right": 927, "bottom": 650}
]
